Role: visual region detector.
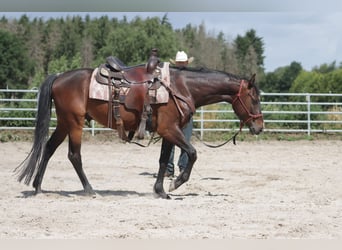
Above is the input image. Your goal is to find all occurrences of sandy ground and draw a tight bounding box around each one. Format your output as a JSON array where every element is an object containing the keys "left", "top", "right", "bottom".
[{"left": 0, "top": 137, "right": 341, "bottom": 239}]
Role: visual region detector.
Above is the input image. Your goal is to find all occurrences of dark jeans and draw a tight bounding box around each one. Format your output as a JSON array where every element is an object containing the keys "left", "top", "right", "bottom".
[{"left": 166, "top": 118, "right": 193, "bottom": 174}]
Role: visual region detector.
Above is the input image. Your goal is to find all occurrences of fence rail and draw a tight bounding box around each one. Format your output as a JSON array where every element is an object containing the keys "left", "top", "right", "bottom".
[{"left": 1, "top": 89, "right": 342, "bottom": 137}]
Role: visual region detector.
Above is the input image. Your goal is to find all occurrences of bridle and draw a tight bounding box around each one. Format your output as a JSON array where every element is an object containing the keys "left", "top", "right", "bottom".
[{"left": 232, "top": 80, "right": 263, "bottom": 130}]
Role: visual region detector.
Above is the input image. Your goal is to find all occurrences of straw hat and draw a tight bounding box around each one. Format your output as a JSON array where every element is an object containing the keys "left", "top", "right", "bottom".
[{"left": 170, "top": 51, "right": 194, "bottom": 65}]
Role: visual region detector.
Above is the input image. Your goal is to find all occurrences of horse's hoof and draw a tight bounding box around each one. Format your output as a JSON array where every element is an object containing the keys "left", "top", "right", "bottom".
[
  {"left": 153, "top": 191, "right": 171, "bottom": 199},
  {"left": 34, "top": 188, "right": 43, "bottom": 195},
  {"left": 84, "top": 188, "right": 96, "bottom": 198},
  {"left": 85, "top": 192, "right": 96, "bottom": 198},
  {"left": 169, "top": 180, "right": 176, "bottom": 192}
]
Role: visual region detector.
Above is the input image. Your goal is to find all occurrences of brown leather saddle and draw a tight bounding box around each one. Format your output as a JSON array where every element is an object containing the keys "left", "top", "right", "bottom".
[
  {"left": 94, "top": 51, "right": 162, "bottom": 141},
  {"left": 96, "top": 54, "right": 160, "bottom": 85},
  {"left": 96, "top": 55, "right": 162, "bottom": 109}
]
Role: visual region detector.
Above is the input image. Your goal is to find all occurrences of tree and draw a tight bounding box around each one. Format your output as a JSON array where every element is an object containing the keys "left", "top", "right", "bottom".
[
  {"left": 291, "top": 68, "right": 342, "bottom": 95},
  {"left": 54, "top": 17, "right": 83, "bottom": 60},
  {"left": 233, "top": 29, "right": 265, "bottom": 76},
  {"left": 88, "top": 16, "right": 114, "bottom": 60},
  {"left": 42, "top": 18, "right": 63, "bottom": 74},
  {"left": 161, "top": 13, "right": 172, "bottom": 29},
  {"left": 47, "top": 53, "right": 82, "bottom": 74},
  {"left": 98, "top": 16, "right": 178, "bottom": 65},
  {"left": 279, "top": 61, "right": 303, "bottom": 92},
  {"left": 176, "top": 23, "right": 238, "bottom": 72},
  {"left": 190, "top": 23, "right": 225, "bottom": 69},
  {"left": 81, "top": 37, "right": 94, "bottom": 68},
  {"left": 260, "top": 61, "right": 302, "bottom": 93},
  {"left": 0, "top": 30, "right": 34, "bottom": 89},
  {"left": 312, "top": 61, "right": 337, "bottom": 73}
]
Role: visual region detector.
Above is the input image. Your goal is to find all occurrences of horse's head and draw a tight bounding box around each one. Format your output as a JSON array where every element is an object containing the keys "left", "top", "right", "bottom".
[{"left": 232, "top": 74, "right": 264, "bottom": 135}]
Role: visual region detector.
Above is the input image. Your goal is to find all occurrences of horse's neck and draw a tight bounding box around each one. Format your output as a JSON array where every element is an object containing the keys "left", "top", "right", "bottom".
[{"left": 189, "top": 75, "right": 240, "bottom": 108}]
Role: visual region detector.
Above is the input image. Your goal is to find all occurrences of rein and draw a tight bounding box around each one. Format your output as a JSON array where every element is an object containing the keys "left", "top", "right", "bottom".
[
  {"left": 232, "top": 80, "right": 263, "bottom": 130},
  {"left": 129, "top": 132, "right": 162, "bottom": 147},
  {"left": 194, "top": 131, "right": 240, "bottom": 148},
  {"left": 131, "top": 131, "right": 239, "bottom": 148}
]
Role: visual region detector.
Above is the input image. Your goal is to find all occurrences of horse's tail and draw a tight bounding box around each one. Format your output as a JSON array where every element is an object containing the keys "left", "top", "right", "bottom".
[{"left": 15, "top": 74, "right": 58, "bottom": 185}]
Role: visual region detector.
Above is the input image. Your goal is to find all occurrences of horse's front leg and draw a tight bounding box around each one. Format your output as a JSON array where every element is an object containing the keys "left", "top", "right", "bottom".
[
  {"left": 169, "top": 143, "right": 197, "bottom": 192},
  {"left": 153, "top": 139, "right": 173, "bottom": 199}
]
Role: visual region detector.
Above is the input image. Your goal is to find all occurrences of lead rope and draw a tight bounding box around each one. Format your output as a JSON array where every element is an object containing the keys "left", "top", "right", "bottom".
[
  {"left": 129, "top": 132, "right": 161, "bottom": 147},
  {"left": 194, "top": 130, "right": 240, "bottom": 148}
]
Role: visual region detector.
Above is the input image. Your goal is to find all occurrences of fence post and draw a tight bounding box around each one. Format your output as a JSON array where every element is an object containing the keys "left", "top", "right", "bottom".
[
  {"left": 306, "top": 93, "right": 311, "bottom": 136},
  {"left": 91, "top": 120, "right": 95, "bottom": 136},
  {"left": 200, "top": 107, "right": 204, "bottom": 140}
]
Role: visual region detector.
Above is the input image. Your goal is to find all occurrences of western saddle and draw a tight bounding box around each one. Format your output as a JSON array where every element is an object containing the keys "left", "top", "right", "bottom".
[{"left": 95, "top": 48, "right": 162, "bottom": 142}]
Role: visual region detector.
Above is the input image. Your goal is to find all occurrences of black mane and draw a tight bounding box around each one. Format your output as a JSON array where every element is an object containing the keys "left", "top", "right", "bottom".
[
  {"left": 170, "top": 65, "right": 242, "bottom": 81},
  {"left": 169, "top": 65, "right": 261, "bottom": 95}
]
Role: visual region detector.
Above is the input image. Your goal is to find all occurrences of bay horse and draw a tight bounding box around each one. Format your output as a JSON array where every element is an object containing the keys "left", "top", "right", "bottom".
[{"left": 15, "top": 66, "right": 263, "bottom": 199}]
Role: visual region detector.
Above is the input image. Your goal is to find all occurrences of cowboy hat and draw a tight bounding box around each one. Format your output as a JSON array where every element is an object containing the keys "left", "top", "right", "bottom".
[{"left": 170, "top": 51, "right": 194, "bottom": 65}]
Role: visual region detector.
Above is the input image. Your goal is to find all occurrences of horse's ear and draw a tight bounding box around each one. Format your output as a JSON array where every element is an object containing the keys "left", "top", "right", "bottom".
[{"left": 248, "top": 73, "right": 256, "bottom": 88}]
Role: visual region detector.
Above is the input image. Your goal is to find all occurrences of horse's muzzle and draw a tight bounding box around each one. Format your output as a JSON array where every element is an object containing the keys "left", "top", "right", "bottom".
[{"left": 249, "top": 120, "right": 264, "bottom": 135}]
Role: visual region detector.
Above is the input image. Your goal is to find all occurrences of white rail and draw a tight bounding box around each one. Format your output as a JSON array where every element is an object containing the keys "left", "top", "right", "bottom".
[{"left": 1, "top": 89, "right": 342, "bottom": 137}]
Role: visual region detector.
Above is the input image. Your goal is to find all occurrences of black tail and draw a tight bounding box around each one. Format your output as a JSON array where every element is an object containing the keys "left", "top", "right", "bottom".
[{"left": 15, "top": 74, "right": 58, "bottom": 185}]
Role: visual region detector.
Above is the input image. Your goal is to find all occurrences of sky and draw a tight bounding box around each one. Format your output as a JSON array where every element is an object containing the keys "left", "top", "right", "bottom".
[{"left": 1, "top": 11, "right": 342, "bottom": 72}]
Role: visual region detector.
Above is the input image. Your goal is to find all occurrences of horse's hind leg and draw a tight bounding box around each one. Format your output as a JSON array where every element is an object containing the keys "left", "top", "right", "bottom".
[
  {"left": 68, "top": 127, "right": 95, "bottom": 196},
  {"left": 33, "top": 126, "right": 67, "bottom": 194}
]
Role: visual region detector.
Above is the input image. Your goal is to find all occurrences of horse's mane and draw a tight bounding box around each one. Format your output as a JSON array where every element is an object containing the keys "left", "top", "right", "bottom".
[
  {"left": 169, "top": 65, "right": 261, "bottom": 95},
  {"left": 170, "top": 65, "right": 241, "bottom": 81}
]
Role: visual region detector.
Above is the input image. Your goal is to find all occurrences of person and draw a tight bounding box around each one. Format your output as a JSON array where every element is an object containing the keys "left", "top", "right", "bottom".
[{"left": 165, "top": 51, "right": 194, "bottom": 177}]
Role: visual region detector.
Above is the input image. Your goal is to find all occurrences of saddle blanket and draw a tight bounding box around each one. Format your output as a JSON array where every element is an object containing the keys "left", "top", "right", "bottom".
[{"left": 89, "top": 62, "right": 171, "bottom": 104}]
